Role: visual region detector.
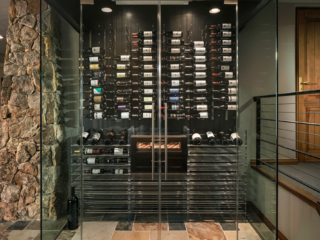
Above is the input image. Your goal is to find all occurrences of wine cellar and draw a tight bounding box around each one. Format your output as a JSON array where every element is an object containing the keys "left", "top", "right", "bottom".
[{"left": 73, "top": 0, "right": 247, "bottom": 223}]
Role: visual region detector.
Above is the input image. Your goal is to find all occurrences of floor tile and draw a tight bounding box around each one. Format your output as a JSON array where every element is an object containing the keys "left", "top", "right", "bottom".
[
  {"left": 111, "top": 231, "right": 150, "bottom": 240},
  {"left": 33, "top": 233, "right": 41, "bottom": 240},
  {"left": 169, "top": 222, "right": 186, "bottom": 231},
  {"left": 238, "top": 231, "right": 261, "bottom": 240},
  {"left": 42, "top": 218, "right": 67, "bottom": 231},
  {"left": 238, "top": 223, "right": 255, "bottom": 232},
  {"left": 0, "top": 221, "right": 13, "bottom": 232},
  {"left": 84, "top": 213, "right": 104, "bottom": 221},
  {"left": 82, "top": 221, "right": 117, "bottom": 240},
  {"left": 115, "top": 222, "right": 133, "bottom": 231},
  {"left": 102, "top": 213, "right": 135, "bottom": 222},
  {"left": 186, "top": 222, "right": 227, "bottom": 240},
  {"left": 224, "top": 231, "right": 237, "bottom": 240},
  {"left": 135, "top": 214, "right": 167, "bottom": 223},
  {"left": 6, "top": 221, "right": 31, "bottom": 230},
  {"left": 56, "top": 230, "right": 76, "bottom": 240},
  {"left": 133, "top": 223, "right": 168, "bottom": 231},
  {"left": 220, "top": 222, "right": 237, "bottom": 231},
  {"left": 26, "top": 220, "right": 40, "bottom": 230},
  {"left": 150, "top": 230, "right": 189, "bottom": 240},
  {"left": 71, "top": 228, "right": 81, "bottom": 240},
  {"left": 42, "top": 230, "right": 61, "bottom": 240},
  {"left": 0, "top": 230, "right": 39, "bottom": 240}
]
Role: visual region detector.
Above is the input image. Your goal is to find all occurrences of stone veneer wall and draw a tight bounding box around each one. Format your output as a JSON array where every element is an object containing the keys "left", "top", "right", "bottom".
[{"left": 0, "top": 0, "right": 67, "bottom": 221}]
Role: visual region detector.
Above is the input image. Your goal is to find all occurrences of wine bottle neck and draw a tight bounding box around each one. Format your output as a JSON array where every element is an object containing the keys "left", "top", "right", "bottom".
[{"left": 71, "top": 186, "right": 75, "bottom": 196}]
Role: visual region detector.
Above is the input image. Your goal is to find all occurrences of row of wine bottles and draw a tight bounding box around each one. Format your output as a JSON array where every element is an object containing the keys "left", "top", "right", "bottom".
[
  {"left": 83, "top": 169, "right": 129, "bottom": 174},
  {"left": 77, "top": 129, "right": 128, "bottom": 145},
  {"left": 192, "top": 131, "right": 243, "bottom": 145},
  {"left": 74, "top": 148, "right": 128, "bottom": 155},
  {"left": 73, "top": 158, "right": 128, "bottom": 164}
]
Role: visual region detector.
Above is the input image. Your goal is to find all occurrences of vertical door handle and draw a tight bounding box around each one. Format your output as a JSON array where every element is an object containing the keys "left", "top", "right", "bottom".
[
  {"left": 165, "top": 103, "right": 168, "bottom": 181},
  {"left": 152, "top": 103, "right": 155, "bottom": 180}
]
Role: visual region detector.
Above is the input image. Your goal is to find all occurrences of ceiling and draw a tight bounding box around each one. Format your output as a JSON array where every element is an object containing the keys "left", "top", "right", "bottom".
[{"left": 0, "top": 0, "right": 10, "bottom": 64}]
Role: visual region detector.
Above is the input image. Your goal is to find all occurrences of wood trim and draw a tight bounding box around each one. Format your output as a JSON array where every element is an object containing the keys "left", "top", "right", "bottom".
[
  {"left": 247, "top": 201, "right": 289, "bottom": 240},
  {"left": 251, "top": 158, "right": 298, "bottom": 165},
  {"left": 251, "top": 165, "right": 320, "bottom": 216}
]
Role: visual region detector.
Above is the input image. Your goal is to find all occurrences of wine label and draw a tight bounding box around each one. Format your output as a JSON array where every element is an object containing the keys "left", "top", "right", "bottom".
[
  {"left": 117, "top": 97, "right": 124, "bottom": 102},
  {"left": 193, "top": 41, "right": 204, "bottom": 47},
  {"left": 121, "top": 112, "right": 130, "bottom": 119},
  {"left": 221, "top": 65, "right": 230, "bottom": 71},
  {"left": 195, "top": 80, "right": 206, "bottom": 86},
  {"left": 194, "top": 56, "right": 206, "bottom": 62},
  {"left": 92, "top": 132, "right": 101, "bottom": 141},
  {"left": 222, "top": 23, "right": 232, "bottom": 29},
  {"left": 117, "top": 64, "right": 126, "bottom": 69},
  {"left": 222, "top": 48, "right": 232, "bottom": 54},
  {"left": 222, "top": 31, "right": 232, "bottom": 37},
  {"left": 170, "top": 64, "right": 180, "bottom": 70},
  {"left": 222, "top": 56, "right": 232, "bottom": 62},
  {"left": 194, "top": 64, "right": 206, "bottom": 70},
  {"left": 144, "top": 72, "right": 153, "bottom": 78},
  {"left": 171, "top": 48, "right": 180, "bottom": 53},
  {"left": 82, "top": 132, "right": 89, "bottom": 138},
  {"left": 171, "top": 72, "right": 181, "bottom": 78},
  {"left": 90, "top": 80, "right": 99, "bottom": 86},
  {"left": 169, "top": 88, "right": 179, "bottom": 94},
  {"left": 120, "top": 55, "right": 130, "bottom": 61},
  {"left": 206, "top": 131, "right": 214, "bottom": 138},
  {"left": 230, "top": 132, "right": 240, "bottom": 141},
  {"left": 92, "top": 169, "right": 100, "bottom": 174},
  {"left": 192, "top": 133, "right": 201, "bottom": 140},
  {"left": 145, "top": 105, "right": 152, "bottom": 110},
  {"left": 169, "top": 96, "right": 179, "bottom": 102},
  {"left": 92, "top": 47, "right": 100, "bottom": 54},
  {"left": 172, "top": 104, "right": 179, "bottom": 110},
  {"left": 170, "top": 39, "right": 181, "bottom": 45},
  {"left": 143, "top": 48, "right": 152, "bottom": 54},
  {"left": 115, "top": 169, "right": 119, "bottom": 174},
  {"left": 144, "top": 89, "right": 153, "bottom": 94},
  {"left": 228, "top": 88, "right": 237, "bottom": 95},
  {"left": 93, "top": 71, "right": 104, "bottom": 78},
  {"left": 87, "top": 158, "right": 96, "bottom": 164},
  {"left": 227, "top": 105, "right": 237, "bottom": 110},
  {"left": 114, "top": 148, "right": 124, "bottom": 156},
  {"left": 228, "top": 96, "right": 237, "bottom": 102},
  {"left": 228, "top": 80, "right": 237, "bottom": 86},
  {"left": 94, "top": 104, "right": 101, "bottom": 111},
  {"left": 173, "top": 31, "right": 182, "bottom": 37},
  {"left": 199, "top": 112, "right": 208, "bottom": 118},
  {"left": 117, "top": 73, "right": 126, "bottom": 78},
  {"left": 85, "top": 149, "right": 93, "bottom": 154},
  {"left": 225, "top": 72, "right": 234, "bottom": 78},
  {"left": 143, "top": 31, "right": 152, "bottom": 37},
  {"left": 144, "top": 81, "right": 152, "bottom": 86},
  {"left": 90, "top": 64, "right": 99, "bottom": 70},
  {"left": 144, "top": 97, "right": 153, "bottom": 102},
  {"left": 196, "top": 89, "right": 206, "bottom": 92},
  {"left": 144, "top": 39, "right": 153, "bottom": 45},
  {"left": 144, "top": 65, "right": 153, "bottom": 69},
  {"left": 143, "top": 56, "right": 153, "bottom": 61},
  {"left": 143, "top": 112, "right": 152, "bottom": 118},
  {"left": 93, "top": 96, "right": 102, "bottom": 102},
  {"left": 222, "top": 40, "right": 232, "bottom": 45},
  {"left": 194, "top": 72, "right": 206, "bottom": 78},
  {"left": 89, "top": 57, "right": 99, "bottom": 62},
  {"left": 94, "top": 112, "right": 103, "bottom": 119},
  {"left": 197, "top": 105, "right": 207, "bottom": 111},
  {"left": 118, "top": 105, "right": 126, "bottom": 110},
  {"left": 194, "top": 47, "right": 206, "bottom": 54},
  {"left": 171, "top": 80, "right": 180, "bottom": 86},
  {"left": 196, "top": 97, "right": 206, "bottom": 101},
  {"left": 93, "top": 88, "right": 102, "bottom": 94}
]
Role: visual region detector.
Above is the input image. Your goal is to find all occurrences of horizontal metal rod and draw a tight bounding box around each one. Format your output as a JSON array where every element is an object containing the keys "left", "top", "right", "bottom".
[
  {"left": 260, "top": 111, "right": 320, "bottom": 114},
  {"left": 253, "top": 89, "right": 320, "bottom": 100},
  {"left": 258, "top": 118, "right": 320, "bottom": 127},
  {"left": 260, "top": 101, "right": 320, "bottom": 105}
]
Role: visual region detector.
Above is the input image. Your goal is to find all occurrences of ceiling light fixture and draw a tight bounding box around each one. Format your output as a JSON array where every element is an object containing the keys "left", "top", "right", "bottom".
[
  {"left": 102, "top": 7, "right": 112, "bottom": 13},
  {"left": 0, "top": 35, "right": 3, "bottom": 39},
  {"left": 209, "top": 8, "right": 220, "bottom": 14}
]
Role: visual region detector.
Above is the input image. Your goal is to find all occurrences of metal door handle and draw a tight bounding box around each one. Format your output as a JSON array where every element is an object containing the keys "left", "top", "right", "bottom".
[
  {"left": 165, "top": 103, "right": 168, "bottom": 181},
  {"left": 152, "top": 102, "right": 155, "bottom": 180}
]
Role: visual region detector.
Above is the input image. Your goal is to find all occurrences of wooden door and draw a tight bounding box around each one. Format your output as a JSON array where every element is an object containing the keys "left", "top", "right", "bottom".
[{"left": 296, "top": 9, "right": 320, "bottom": 162}]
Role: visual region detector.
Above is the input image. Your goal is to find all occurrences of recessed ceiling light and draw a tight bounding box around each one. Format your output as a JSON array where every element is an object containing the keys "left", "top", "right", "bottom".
[
  {"left": 209, "top": 8, "right": 220, "bottom": 14},
  {"left": 0, "top": 35, "right": 3, "bottom": 39},
  {"left": 102, "top": 7, "right": 112, "bottom": 13}
]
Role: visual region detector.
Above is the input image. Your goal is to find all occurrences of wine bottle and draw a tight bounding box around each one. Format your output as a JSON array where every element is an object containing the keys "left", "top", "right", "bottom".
[
  {"left": 77, "top": 129, "right": 91, "bottom": 145},
  {"left": 218, "top": 132, "right": 228, "bottom": 145},
  {"left": 83, "top": 71, "right": 105, "bottom": 78},
  {"left": 119, "top": 129, "right": 128, "bottom": 145},
  {"left": 78, "top": 148, "right": 114, "bottom": 154},
  {"left": 84, "top": 112, "right": 108, "bottom": 120},
  {"left": 188, "top": 41, "right": 207, "bottom": 47},
  {"left": 185, "top": 104, "right": 208, "bottom": 111},
  {"left": 210, "top": 40, "right": 233, "bottom": 47},
  {"left": 114, "top": 80, "right": 132, "bottom": 86},
  {"left": 132, "top": 56, "right": 157, "bottom": 62},
  {"left": 185, "top": 80, "right": 207, "bottom": 87},
  {"left": 83, "top": 157, "right": 99, "bottom": 164},
  {"left": 83, "top": 47, "right": 105, "bottom": 54},
  {"left": 82, "top": 96, "right": 108, "bottom": 104},
  {"left": 133, "top": 89, "right": 156, "bottom": 95},
  {"left": 132, "top": 47, "right": 156, "bottom": 54},
  {"left": 91, "top": 130, "right": 103, "bottom": 145},
  {"left": 162, "top": 64, "right": 188, "bottom": 70},
  {"left": 132, "top": 72, "right": 157, "bottom": 78},
  {"left": 164, "top": 96, "right": 184, "bottom": 102},
  {"left": 112, "top": 169, "right": 129, "bottom": 174},
  {"left": 105, "top": 55, "right": 131, "bottom": 61},
  {"left": 189, "top": 64, "right": 207, "bottom": 71},
  {"left": 162, "top": 72, "right": 191, "bottom": 78},
  {"left": 185, "top": 88, "right": 209, "bottom": 94},
  {"left": 229, "top": 131, "right": 243, "bottom": 146},
  {"left": 83, "top": 80, "right": 107, "bottom": 87},
  {"left": 211, "top": 65, "right": 235, "bottom": 71},
  {"left": 82, "top": 56, "right": 105, "bottom": 62},
  {"left": 81, "top": 64, "right": 105, "bottom": 71},
  {"left": 104, "top": 129, "right": 115, "bottom": 145},
  {"left": 132, "top": 81, "right": 157, "bottom": 86},
  {"left": 214, "top": 104, "right": 237, "bottom": 111},
  {"left": 167, "top": 104, "right": 184, "bottom": 110},
  {"left": 106, "top": 72, "right": 131, "bottom": 78},
  {"left": 191, "top": 112, "right": 209, "bottom": 118},
  {"left": 192, "top": 133, "right": 202, "bottom": 145},
  {"left": 212, "top": 80, "right": 237, "bottom": 87},
  {"left": 212, "top": 88, "right": 237, "bottom": 95},
  {"left": 106, "top": 64, "right": 130, "bottom": 70},
  {"left": 212, "top": 96, "right": 237, "bottom": 102},
  {"left": 161, "top": 56, "right": 192, "bottom": 62},
  {"left": 161, "top": 80, "right": 185, "bottom": 86},
  {"left": 132, "top": 31, "right": 156, "bottom": 38},
  {"left": 210, "top": 47, "right": 235, "bottom": 55},
  {"left": 166, "top": 39, "right": 185, "bottom": 46},
  {"left": 116, "top": 104, "right": 131, "bottom": 111},
  {"left": 84, "top": 169, "right": 105, "bottom": 174},
  {"left": 184, "top": 47, "right": 207, "bottom": 55},
  {"left": 132, "top": 96, "right": 155, "bottom": 102},
  {"left": 132, "top": 64, "right": 156, "bottom": 70},
  {"left": 163, "top": 88, "right": 184, "bottom": 94},
  {"left": 210, "top": 31, "right": 235, "bottom": 39},
  {"left": 185, "top": 97, "right": 208, "bottom": 102},
  {"left": 210, "top": 56, "right": 234, "bottom": 63},
  {"left": 163, "top": 31, "right": 183, "bottom": 38},
  {"left": 112, "top": 88, "right": 132, "bottom": 94},
  {"left": 191, "top": 56, "right": 207, "bottom": 63},
  {"left": 206, "top": 131, "right": 216, "bottom": 145},
  {"left": 210, "top": 23, "right": 234, "bottom": 31},
  {"left": 169, "top": 113, "right": 185, "bottom": 118},
  {"left": 132, "top": 39, "right": 156, "bottom": 46},
  {"left": 212, "top": 72, "right": 234, "bottom": 79},
  {"left": 132, "top": 104, "right": 153, "bottom": 110},
  {"left": 67, "top": 186, "right": 79, "bottom": 230},
  {"left": 162, "top": 48, "right": 185, "bottom": 55}
]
